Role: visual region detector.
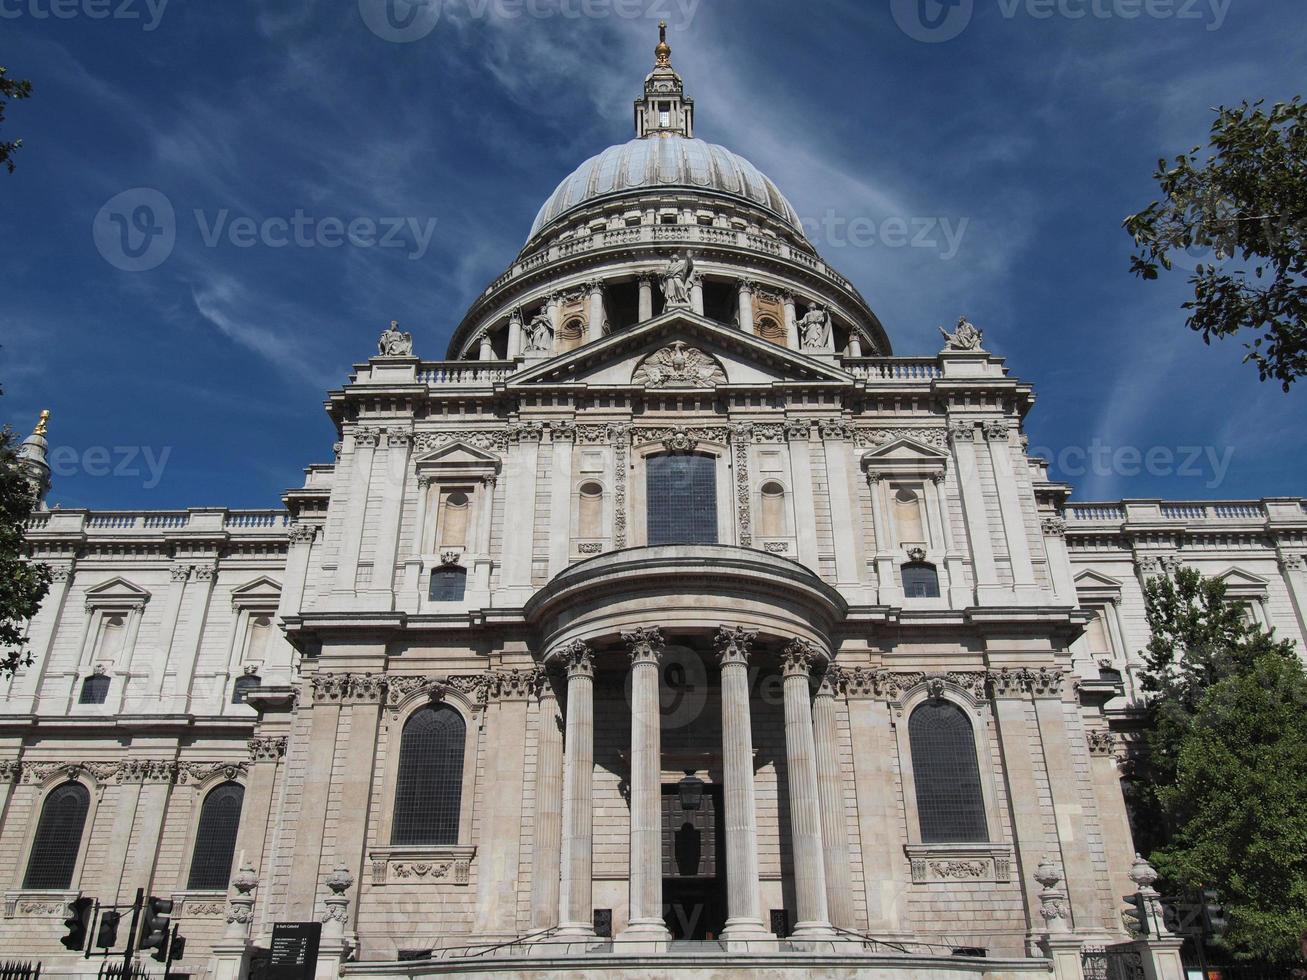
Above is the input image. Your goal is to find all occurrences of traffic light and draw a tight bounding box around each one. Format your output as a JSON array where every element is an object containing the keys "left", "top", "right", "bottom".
[
  {"left": 61, "top": 897, "right": 94, "bottom": 951},
  {"left": 168, "top": 935, "right": 186, "bottom": 961},
  {"left": 1123, "top": 893, "right": 1150, "bottom": 937},
  {"left": 139, "top": 896, "right": 173, "bottom": 962},
  {"left": 96, "top": 909, "right": 121, "bottom": 949},
  {"left": 1202, "top": 889, "right": 1230, "bottom": 940}
]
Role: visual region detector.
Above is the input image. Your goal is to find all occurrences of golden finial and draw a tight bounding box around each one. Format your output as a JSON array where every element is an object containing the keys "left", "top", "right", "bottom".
[
  {"left": 33, "top": 410, "right": 49, "bottom": 437},
  {"left": 655, "top": 20, "right": 672, "bottom": 67}
]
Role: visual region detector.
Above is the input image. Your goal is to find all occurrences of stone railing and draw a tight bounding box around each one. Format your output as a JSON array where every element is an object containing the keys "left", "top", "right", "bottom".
[
  {"left": 845, "top": 358, "right": 943, "bottom": 381},
  {"left": 418, "top": 362, "right": 514, "bottom": 387},
  {"left": 1064, "top": 500, "right": 1291, "bottom": 527},
  {"left": 1064, "top": 505, "right": 1127, "bottom": 523},
  {"left": 24, "top": 509, "right": 292, "bottom": 537},
  {"left": 488, "top": 223, "right": 856, "bottom": 294}
]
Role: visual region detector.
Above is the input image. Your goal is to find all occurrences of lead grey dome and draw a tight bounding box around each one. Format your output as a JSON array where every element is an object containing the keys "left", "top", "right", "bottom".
[{"left": 527, "top": 136, "right": 805, "bottom": 245}]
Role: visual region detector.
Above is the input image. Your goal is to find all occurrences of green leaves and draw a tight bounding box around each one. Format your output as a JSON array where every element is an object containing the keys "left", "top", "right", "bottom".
[
  {"left": 0, "top": 65, "right": 33, "bottom": 175},
  {"left": 1125, "top": 98, "right": 1307, "bottom": 390},
  {"left": 0, "top": 412, "right": 51, "bottom": 677}
]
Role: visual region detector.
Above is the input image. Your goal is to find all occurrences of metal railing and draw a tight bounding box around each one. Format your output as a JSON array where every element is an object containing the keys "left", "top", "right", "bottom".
[
  {"left": 1083, "top": 944, "right": 1147, "bottom": 980},
  {"left": 0, "top": 962, "right": 40, "bottom": 980}
]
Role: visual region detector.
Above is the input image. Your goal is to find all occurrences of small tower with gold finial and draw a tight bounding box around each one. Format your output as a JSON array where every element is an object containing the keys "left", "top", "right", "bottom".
[
  {"left": 634, "top": 21, "right": 694, "bottom": 139},
  {"left": 15, "top": 410, "right": 53, "bottom": 510}
]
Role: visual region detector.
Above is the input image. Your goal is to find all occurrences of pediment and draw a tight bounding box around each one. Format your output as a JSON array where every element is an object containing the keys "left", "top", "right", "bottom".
[
  {"left": 414, "top": 442, "right": 503, "bottom": 468},
  {"left": 1216, "top": 567, "right": 1269, "bottom": 596},
  {"left": 231, "top": 575, "right": 282, "bottom": 609},
  {"left": 506, "top": 311, "right": 854, "bottom": 390},
  {"left": 1074, "top": 569, "right": 1123, "bottom": 590},
  {"left": 83, "top": 576, "right": 150, "bottom": 608},
  {"left": 862, "top": 438, "right": 950, "bottom": 465}
]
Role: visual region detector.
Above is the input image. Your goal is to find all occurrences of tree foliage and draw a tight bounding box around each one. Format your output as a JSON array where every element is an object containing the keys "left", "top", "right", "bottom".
[
  {"left": 1131, "top": 567, "right": 1307, "bottom": 961},
  {"left": 0, "top": 387, "right": 50, "bottom": 676},
  {"left": 0, "top": 66, "right": 33, "bottom": 175},
  {"left": 1125, "top": 98, "right": 1307, "bottom": 390}
]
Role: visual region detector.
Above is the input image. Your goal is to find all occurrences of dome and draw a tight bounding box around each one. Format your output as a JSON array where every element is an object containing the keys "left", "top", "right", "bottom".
[{"left": 527, "top": 136, "right": 805, "bottom": 245}]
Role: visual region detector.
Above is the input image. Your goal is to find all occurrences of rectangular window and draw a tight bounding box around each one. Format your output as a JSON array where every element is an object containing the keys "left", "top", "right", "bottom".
[{"left": 647, "top": 454, "right": 718, "bottom": 546}]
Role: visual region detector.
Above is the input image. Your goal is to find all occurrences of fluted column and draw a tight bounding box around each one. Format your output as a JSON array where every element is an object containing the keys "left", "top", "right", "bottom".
[
  {"left": 690, "top": 273, "right": 705, "bottom": 316},
  {"left": 715, "top": 627, "right": 771, "bottom": 945},
  {"left": 637, "top": 275, "right": 654, "bottom": 322},
  {"left": 783, "top": 294, "right": 800, "bottom": 349},
  {"left": 812, "top": 665, "right": 856, "bottom": 930},
  {"left": 530, "top": 670, "right": 564, "bottom": 931},
  {"left": 557, "top": 640, "right": 597, "bottom": 938},
  {"left": 586, "top": 280, "right": 607, "bottom": 342},
  {"left": 781, "top": 639, "right": 835, "bottom": 939},
  {"left": 736, "top": 280, "right": 755, "bottom": 331},
  {"left": 620, "top": 628, "right": 670, "bottom": 943}
]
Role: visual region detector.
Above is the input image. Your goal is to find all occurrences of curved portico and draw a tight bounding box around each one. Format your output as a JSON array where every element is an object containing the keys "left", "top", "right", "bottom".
[{"left": 526, "top": 545, "right": 846, "bottom": 947}]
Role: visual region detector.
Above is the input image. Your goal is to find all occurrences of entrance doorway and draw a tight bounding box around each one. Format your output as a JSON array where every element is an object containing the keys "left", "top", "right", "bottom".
[{"left": 661, "top": 784, "right": 726, "bottom": 940}]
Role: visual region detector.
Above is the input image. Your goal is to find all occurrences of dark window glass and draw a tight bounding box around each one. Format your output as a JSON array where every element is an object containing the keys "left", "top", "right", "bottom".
[
  {"left": 908, "top": 700, "right": 988, "bottom": 844},
  {"left": 187, "top": 782, "right": 245, "bottom": 890},
  {"left": 23, "top": 782, "right": 91, "bottom": 889},
  {"left": 646, "top": 454, "right": 718, "bottom": 546},
  {"left": 391, "top": 705, "right": 466, "bottom": 846},
  {"left": 902, "top": 563, "right": 941, "bottom": 599},
  {"left": 429, "top": 567, "right": 467, "bottom": 602},
  {"left": 231, "top": 674, "right": 261, "bottom": 705},
  {"left": 79, "top": 674, "right": 111, "bottom": 704}
]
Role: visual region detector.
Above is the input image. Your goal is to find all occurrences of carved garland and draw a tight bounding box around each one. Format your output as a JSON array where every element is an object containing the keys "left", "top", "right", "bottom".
[
  {"left": 611, "top": 424, "right": 630, "bottom": 549},
  {"left": 733, "top": 424, "right": 753, "bottom": 548}
]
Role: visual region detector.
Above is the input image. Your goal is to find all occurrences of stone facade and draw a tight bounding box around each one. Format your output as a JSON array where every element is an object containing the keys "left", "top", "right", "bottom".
[{"left": 4, "top": 32, "right": 1305, "bottom": 980}]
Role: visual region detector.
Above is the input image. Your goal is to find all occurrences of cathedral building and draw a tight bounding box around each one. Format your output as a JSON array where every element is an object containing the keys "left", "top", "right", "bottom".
[{"left": 5, "top": 28, "right": 1306, "bottom": 980}]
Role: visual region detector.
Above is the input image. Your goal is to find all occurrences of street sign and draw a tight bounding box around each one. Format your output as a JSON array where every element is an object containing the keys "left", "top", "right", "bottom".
[{"left": 268, "top": 922, "right": 322, "bottom": 980}]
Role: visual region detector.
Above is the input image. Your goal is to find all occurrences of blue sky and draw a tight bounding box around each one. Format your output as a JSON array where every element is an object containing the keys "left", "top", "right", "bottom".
[{"left": 1, "top": 0, "right": 1303, "bottom": 509}]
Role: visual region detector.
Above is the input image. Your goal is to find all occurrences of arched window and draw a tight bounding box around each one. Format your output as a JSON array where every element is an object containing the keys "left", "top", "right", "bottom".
[
  {"left": 902, "top": 562, "right": 940, "bottom": 599},
  {"left": 578, "top": 482, "right": 604, "bottom": 538},
  {"left": 231, "top": 674, "right": 262, "bottom": 704},
  {"left": 438, "top": 492, "right": 470, "bottom": 550},
  {"left": 187, "top": 782, "right": 245, "bottom": 890},
  {"left": 79, "top": 674, "right": 111, "bottom": 705},
  {"left": 245, "top": 615, "right": 272, "bottom": 662},
  {"left": 894, "top": 487, "right": 926, "bottom": 546},
  {"left": 908, "top": 700, "right": 988, "bottom": 844},
  {"left": 429, "top": 566, "right": 468, "bottom": 603},
  {"left": 757, "top": 315, "right": 786, "bottom": 345},
  {"left": 23, "top": 782, "right": 91, "bottom": 889},
  {"left": 392, "top": 705, "right": 467, "bottom": 846},
  {"left": 759, "top": 482, "right": 787, "bottom": 538},
  {"left": 646, "top": 453, "right": 717, "bottom": 546}
]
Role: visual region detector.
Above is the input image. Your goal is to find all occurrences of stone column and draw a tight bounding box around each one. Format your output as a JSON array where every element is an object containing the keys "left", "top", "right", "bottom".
[
  {"left": 478, "top": 331, "right": 495, "bottom": 361},
  {"left": 530, "top": 670, "right": 564, "bottom": 931},
  {"left": 1037, "top": 858, "right": 1087, "bottom": 980},
  {"left": 368, "top": 430, "right": 412, "bottom": 605},
  {"left": 501, "top": 425, "right": 542, "bottom": 600},
  {"left": 787, "top": 422, "right": 820, "bottom": 573},
  {"left": 984, "top": 420, "right": 1040, "bottom": 603},
  {"left": 714, "top": 627, "right": 771, "bottom": 946},
  {"left": 812, "top": 666, "right": 856, "bottom": 931},
  {"left": 783, "top": 294, "right": 800, "bottom": 349},
  {"left": 690, "top": 274, "right": 705, "bottom": 317},
  {"left": 846, "top": 332, "right": 863, "bottom": 358},
  {"left": 1277, "top": 553, "right": 1307, "bottom": 649},
  {"left": 476, "top": 670, "right": 533, "bottom": 938},
  {"left": 736, "top": 280, "right": 755, "bottom": 332},
  {"left": 548, "top": 425, "right": 575, "bottom": 578},
  {"left": 507, "top": 312, "right": 524, "bottom": 359},
  {"left": 586, "top": 280, "right": 607, "bottom": 342},
  {"left": 1087, "top": 730, "right": 1138, "bottom": 914},
  {"left": 237, "top": 737, "right": 288, "bottom": 881},
  {"left": 150, "top": 564, "right": 190, "bottom": 700},
  {"left": 619, "top": 628, "right": 670, "bottom": 944},
  {"left": 781, "top": 639, "right": 836, "bottom": 940},
  {"left": 819, "top": 421, "right": 867, "bottom": 601},
  {"left": 637, "top": 275, "right": 654, "bottom": 322},
  {"left": 331, "top": 428, "right": 379, "bottom": 597},
  {"left": 557, "top": 640, "right": 597, "bottom": 938},
  {"left": 949, "top": 422, "right": 1002, "bottom": 603}
]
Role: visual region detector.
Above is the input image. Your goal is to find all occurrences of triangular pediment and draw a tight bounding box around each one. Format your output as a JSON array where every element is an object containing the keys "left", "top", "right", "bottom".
[
  {"left": 83, "top": 576, "right": 151, "bottom": 607},
  {"left": 506, "top": 310, "right": 854, "bottom": 390},
  {"left": 1216, "top": 567, "right": 1269, "bottom": 595},
  {"left": 1074, "top": 569, "right": 1123, "bottom": 589},
  {"left": 414, "top": 442, "right": 503, "bottom": 467},
  {"left": 230, "top": 575, "right": 282, "bottom": 607},
  {"left": 862, "top": 438, "right": 950, "bottom": 464}
]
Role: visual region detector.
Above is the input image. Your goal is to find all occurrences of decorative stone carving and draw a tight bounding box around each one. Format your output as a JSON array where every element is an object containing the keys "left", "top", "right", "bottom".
[
  {"left": 387, "top": 860, "right": 471, "bottom": 885},
  {"left": 321, "top": 864, "right": 354, "bottom": 936},
  {"left": 180, "top": 901, "right": 225, "bottom": 917},
  {"left": 509, "top": 422, "right": 545, "bottom": 444},
  {"left": 798, "top": 305, "right": 832, "bottom": 350},
  {"left": 855, "top": 427, "right": 949, "bottom": 450},
  {"left": 414, "top": 430, "right": 509, "bottom": 453},
  {"left": 578, "top": 542, "right": 603, "bottom": 554},
  {"left": 988, "top": 667, "right": 1066, "bottom": 699},
  {"left": 932, "top": 861, "right": 988, "bottom": 879},
  {"left": 524, "top": 313, "right": 554, "bottom": 354},
  {"left": 551, "top": 421, "right": 577, "bottom": 443},
  {"left": 171, "top": 563, "right": 192, "bottom": 582},
  {"left": 1035, "top": 856, "right": 1071, "bottom": 933},
  {"left": 48, "top": 565, "right": 73, "bottom": 583},
  {"left": 440, "top": 550, "right": 462, "bottom": 567},
  {"left": 763, "top": 541, "right": 789, "bottom": 554},
  {"left": 906, "top": 844, "right": 1012, "bottom": 884},
  {"left": 117, "top": 760, "right": 177, "bottom": 783},
  {"left": 940, "top": 316, "right": 984, "bottom": 351},
  {"left": 556, "top": 639, "right": 594, "bottom": 678},
  {"left": 387, "top": 429, "right": 413, "bottom": 448},
  {"left": 621, "top": 627, "right": 665, "bottom": 665},
  {"left": 0, "top": 761, "right": 21, "bottom": 783},
  {"left": 1087, "top": 730, "right": 1117, "bottom": 757},
  {"left": 21, "top": 761, "right": 118, "bottom": 784},
  {"left": 177, "top": 762, "right": 247, "bottom": 785},
  {"left": 661, "top": 251, "right": 694, "bottom": 309},
  {"left": 354, "top": 428, "right": 382, "bottom": 449},
  {"left": 248, "top": 737, "right": 288, "bottom": 762},
  {"left": 378, "top": 321, "right": 414, "bottom": 357},
  {"left": 611, "top": 423, "right": 630, "bottom": 548},
  {"left": 816, "top": 419, "right": 854, "bottom": 441},
  {"left": 714, "top": 625, "right": 757, "bottom": 667},
  {"left": 310, "top": 673, "right": 388, "bottom": 704},
  {"left": 906, "top": 546, "right": 927, "bottom": 563},
  {"left": 193, "top": 563, "right": 216, "bottom": 581},
  {"left": 983, "top": 420, "right": 1010, "bottom": 442},
  {"left": 1042, "top": 516, "right": 1067, "bottom": 537},
  {"left": 781, "top": 638, "right": 822, "bottom": 676},
  {"left": 948, "top": 421, "right": 977, "bottom": 444},
  {"left": 816, "top": 664, "right": 845, "bottom": 699},
  {"left": 732, "top": 424, "right": 753, "bottom": 548},
  {"left": 1279, "top": 553, "right": 1307, "bottom": 573},
  {"left": 784, "top": 418, "right": 812, "bottom": 441},
  {"left": 491, "top": 670, "right": 536, "bottom": 702},
  {"left": 288, "top": 522, "right": 318, "bottom": 544},
  {"left": 632, "top": 342, "right": 727, "bottom": 389}
]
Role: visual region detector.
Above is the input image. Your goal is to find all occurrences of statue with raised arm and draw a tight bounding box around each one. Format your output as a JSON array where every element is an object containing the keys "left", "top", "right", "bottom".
[
  {"left": 662, "top": 251, "right": 694, "bottom": 309},
  {"left": 525, "top": 312, "right": 554, "bottom": 353},
  {"left": 378, "top": 320, "right": 414, "bottom": 357},
  {"left": 799, "top": 304, "right": 832, "bottom": 350},
  {"left": 939, "top": 316, "right": 984, "bottom": 351}
]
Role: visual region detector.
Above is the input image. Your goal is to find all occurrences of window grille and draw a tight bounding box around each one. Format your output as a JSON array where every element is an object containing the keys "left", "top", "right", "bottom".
[
  {"left": 391, "top": 706, "right": 466, "bottom": 846},
  {"left": 187, "top": 782, "right": 245, "bottom": 890},
  {"left": 646, "top": 453, "right": 718, "bottom": 546},
  {"left": 232, "top": 674, "right": 262, "bottom": 704},
  {"left": 429, "top": 567, "right": 467, "bottom": 603},
  {"left": 908, "top": 700, "right": 988, "bottom": 843},
  {"left": 23, "top": 782, "right": 90, "bottom": 889},
  {"left": 902, "top": 562, "right": 941, "bottom": 599},
  {"left": 79, "top": 674, "right": 111, "bottom": 704}
]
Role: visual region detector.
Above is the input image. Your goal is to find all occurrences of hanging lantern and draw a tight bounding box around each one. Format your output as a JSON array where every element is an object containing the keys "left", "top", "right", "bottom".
[{"left": 677, "top": 770, "right": 704, "bottom": 811}]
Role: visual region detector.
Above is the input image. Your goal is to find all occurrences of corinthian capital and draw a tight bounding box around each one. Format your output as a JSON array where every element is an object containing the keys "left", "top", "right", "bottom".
[
  {"left": 556, "top": 639, "right": 594, "bottom": 678},
  {"left": 621, "top": 627, "right": 665, "bottom": 666},
  {"left": 714, "top": 625, "right": 757, "bottom": 667},
  {"left": 781, "top": 638, "right": 823, "bottom": 677}
]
